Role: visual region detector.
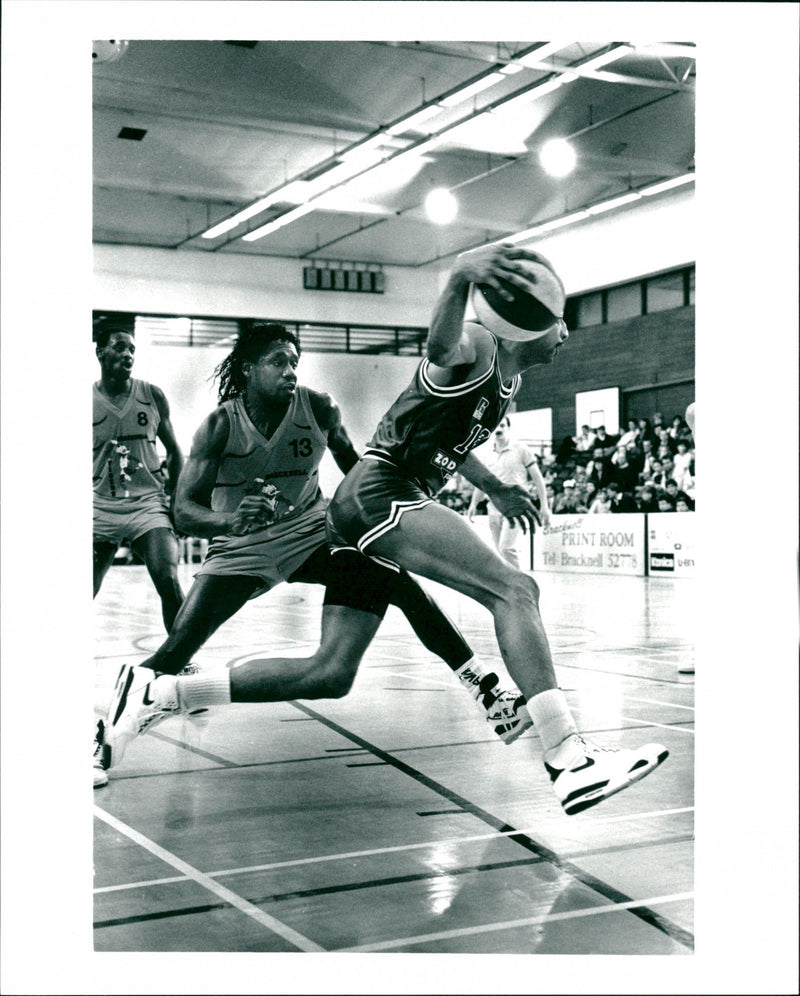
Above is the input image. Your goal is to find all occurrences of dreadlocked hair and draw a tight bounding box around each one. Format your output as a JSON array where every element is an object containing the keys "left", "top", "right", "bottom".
[{"left": 213, "top": 322, "right": 300, "bottom": 403}]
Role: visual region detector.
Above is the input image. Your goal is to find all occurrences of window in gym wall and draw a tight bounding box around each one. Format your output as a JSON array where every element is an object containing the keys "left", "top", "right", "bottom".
[
  {"left": 646, "top": 270, "right": 687, "bottom": 313},
  {"left": 575, "top": 292, "right": 603, "bottom": 327},
  {"left": 606, "top": 282, "right": 643, "bottom": 322}
]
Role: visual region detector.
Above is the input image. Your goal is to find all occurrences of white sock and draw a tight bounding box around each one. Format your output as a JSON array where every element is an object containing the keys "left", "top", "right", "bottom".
[
  {"left": 454, "top": 657, "right": 488, "bottom": 696},
  {"left": 176, "top": 672, "right": 232, "bottom": 711},
  {"left": 526, "top": 688, "right": 578, "bottom": 756}
]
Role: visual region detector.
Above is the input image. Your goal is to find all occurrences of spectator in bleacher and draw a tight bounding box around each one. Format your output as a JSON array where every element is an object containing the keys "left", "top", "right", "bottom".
[
  {"left": 573, "top": 424, "right": 596, "bottom": 463},
  {"left": 617, "top": 418, "right": 640, "bottom": 451},
  {"left": 593, "top": 425, "right": 618, "bottom": 458},
  {"left": 655, "top": 426, "right": 676, "bottom": 460},
  {"left": 637, "top": 417, "right": 656, "bottom": 446},
  {"left": 607, "top": 482, "right": 637, "bottom": 513},
  {"left": 675, "top": 497, "right": 692, "bottom": 512},
  {"left": 555, "top": 433, "right": 577, "bottom": 465},
  {"left": 586, "top": 446, "right": 612, "bottom": 490},
  {"left": 608, "top": 445, "right": 639, "bottom": 494},
  {"left": 669, "top": 414, "right": 689, "bottom": 444},
  {"left": 652, "top": 412, "right": 665, "bottom": 435},
  {"left": 552, "top": 480, "right": 588, "bottom": 515},
  {"left": 671, "top": 439, "right": 694, "bottom": 493},
  {"left": 634, "top": 484, "right": 660, "bottom": 513},
  {"left": 657, "top": 495, "right": 676, "bottom": 513},
  {"left": 664, "top": 478, "right": 693, "bottom": 510},
  {"left": 587, "top": 487, "right": 612, "bottom": 514},
  {"left": 638, "top": 437, "right": 656, "bottom": 481}
]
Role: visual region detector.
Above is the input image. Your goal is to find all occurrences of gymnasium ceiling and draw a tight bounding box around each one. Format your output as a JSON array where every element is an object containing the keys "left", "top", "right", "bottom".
[{"left": 93, "top": 39, "right": 695, "bottom": 270}]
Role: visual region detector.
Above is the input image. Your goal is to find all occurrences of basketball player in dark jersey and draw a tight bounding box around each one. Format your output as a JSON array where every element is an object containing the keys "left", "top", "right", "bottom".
[
  {"left": 95, "top": 323, "right": 530, "bottom": 786},
  {"left": 322, "top": 243, "right": 669, "bottom": 815},
  {"left": 93, "top": 327, "right": 184, "bottom": 630}
]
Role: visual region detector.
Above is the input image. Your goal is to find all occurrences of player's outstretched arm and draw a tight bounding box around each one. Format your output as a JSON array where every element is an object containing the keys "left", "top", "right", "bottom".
[{"left": 460, "top": 452, "right": 541, "bottom": 533}]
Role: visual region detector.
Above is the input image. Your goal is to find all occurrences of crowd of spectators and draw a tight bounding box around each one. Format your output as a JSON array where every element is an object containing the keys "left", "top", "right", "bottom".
[
  {"left": 548, "top": 412, "right": 695, "bottom": 515},
  {"left": 438, "top": 411, "right": 695, "bottom": 518}
]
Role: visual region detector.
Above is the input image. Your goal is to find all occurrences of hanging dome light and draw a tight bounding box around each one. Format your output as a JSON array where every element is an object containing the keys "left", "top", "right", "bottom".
[
  {"left": 539, "top": 138, "right": 576, "bottom": 177},
  {"left": 425, "top": 187, "right": 458, "bottom": 225}
]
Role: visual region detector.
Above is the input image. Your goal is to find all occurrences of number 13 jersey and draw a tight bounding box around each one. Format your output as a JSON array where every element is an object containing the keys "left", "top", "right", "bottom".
[{"left": 211, "top": 386, "right": 328, "bottom": 526}]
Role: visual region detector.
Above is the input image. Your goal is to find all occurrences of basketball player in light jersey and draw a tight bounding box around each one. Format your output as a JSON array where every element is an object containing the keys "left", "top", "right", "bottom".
[
  {"left": 93, "top": 327, "right": 184, "bottom": 630},
  {"left": 95, "top": 323, "right": 530, "bottom": 786}
]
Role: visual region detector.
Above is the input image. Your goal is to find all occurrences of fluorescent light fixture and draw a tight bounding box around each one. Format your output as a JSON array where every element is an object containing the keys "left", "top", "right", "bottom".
[
  {"left": 586, "top": 191, "right": 642, "bottom": 214},
  {"left": 242, "top": 202, "right": 316, "bottom": 241},
  {"left": 201, "top": 196, "right": 282, "bottom": 239},
  {"left": 386, "top": 104, "right": 443, "bottom": 135},
  {"left": 537, "top": 210, "right": 590, "bottom": 231},
  {"left": 425, "top": 188, "right": 458, "bottom": 225},
  {"left": 339, "top": 132, "right": 391, "bottom": 159},
  {"left": 517, "top": 42, "right": 571, "bottom": 67},
  {"left": 632, "top": 42, "right": 696, "bottom": 60},
  {"left": 641, "top": 173, "right": 695, "bottom": 196},
  {"left": 439, "top": 72, "right": 505, "bottom": 107},
  {"left": 579, "top": 45, "right": 634, "bottom": 72}
]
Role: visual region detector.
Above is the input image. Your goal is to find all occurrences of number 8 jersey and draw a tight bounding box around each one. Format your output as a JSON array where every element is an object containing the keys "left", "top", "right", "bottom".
[
  {"left": 93, "top": 379, "right": 165, "bottom": 499},
  {"left": 366, "top": 334, "right": 520, "bottom": 495}
]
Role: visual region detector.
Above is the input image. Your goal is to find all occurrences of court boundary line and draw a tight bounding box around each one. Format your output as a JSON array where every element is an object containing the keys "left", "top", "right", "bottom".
[
  {"left": 94, "top": 816, "right": 694, "bottom": 894},
  {"left": 342, "top": 890, "right": 695, "bottom": 953},
  {"left": 286, "top": 702, "right": 695, "bottom": 950},
  {"left": 93, "top": 806, "right": 324, "bottom": 952}
]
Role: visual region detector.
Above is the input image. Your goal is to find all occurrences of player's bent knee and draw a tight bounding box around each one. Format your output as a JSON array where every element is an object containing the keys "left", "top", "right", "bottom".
[
  {"left": 313, "top": 659, "right": 359, "bottom": 699},
  {"left": 501, "top": 569, "right": 540, "bottom": 611}
]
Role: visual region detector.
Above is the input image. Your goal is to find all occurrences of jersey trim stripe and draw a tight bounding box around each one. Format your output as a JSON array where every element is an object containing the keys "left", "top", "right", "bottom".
[
  {"left": 419, "top": 357, "right": 495, "bottom": 397},
  {"left": 358, "top": 498, "right": 433, "bottom": 553}
]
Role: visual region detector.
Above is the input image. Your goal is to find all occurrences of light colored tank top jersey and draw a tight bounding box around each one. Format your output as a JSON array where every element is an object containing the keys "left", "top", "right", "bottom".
[
  {"left": 93, "top": 379, "right": 165, "bottom": 498},
  {"left": 367, "top": 336, "right": 521, "bottom": 495},
  {"left": 197, "top": 387, "right": 331, "bottom": 589},
  {"left": 211, "top": 388, "right": 327, "bottom": 524}
]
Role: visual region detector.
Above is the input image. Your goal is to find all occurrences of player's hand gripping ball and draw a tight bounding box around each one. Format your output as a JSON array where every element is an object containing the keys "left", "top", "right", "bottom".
[{"left": 471, "top": 257, "right": 566, "bottom": 341}]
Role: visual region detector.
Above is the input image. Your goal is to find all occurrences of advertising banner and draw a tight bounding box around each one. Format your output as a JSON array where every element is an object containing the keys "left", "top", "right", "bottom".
[
  {"left": 533, "top": 513, "right": 645, "bottom": 576},
  {"left": 647, "top": 512, "right": 696, "bottom": 578}
]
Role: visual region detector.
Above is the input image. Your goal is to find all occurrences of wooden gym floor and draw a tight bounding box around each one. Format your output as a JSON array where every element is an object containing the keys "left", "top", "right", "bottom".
[{"left": 93, "top": 561, "right": 694, "bottom": 956}]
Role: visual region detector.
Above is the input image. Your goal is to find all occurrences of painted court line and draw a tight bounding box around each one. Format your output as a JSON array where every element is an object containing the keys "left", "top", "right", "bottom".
[
  {"left": 95, "top": 806, "right": 694, "bottom": 895},
  {"left": 342, "top": 890, "right": 695, "bottom": 952},
  {"left": 93, "top": 806, "right": 324, "bottom": 951}
]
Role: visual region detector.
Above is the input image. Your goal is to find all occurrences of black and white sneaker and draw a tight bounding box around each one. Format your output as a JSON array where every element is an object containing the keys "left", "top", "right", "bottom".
[
  {"left": 545, "top": 734, "right": 669, "bottom": 815},
  {"left": 456, "top": 663, "right": 532, "bottom": 744},
  {"left": 103, "top": 664, "right": 181, "bottom": 769},
  {"left": 93, "top": 720, "right": 110, "bottom": 788}
]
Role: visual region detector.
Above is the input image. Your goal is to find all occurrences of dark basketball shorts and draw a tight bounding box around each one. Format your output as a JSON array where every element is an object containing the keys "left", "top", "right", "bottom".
[
  {"left": 195, "top": 495, "right": 396, "bottom": 619},
  {"left": 326, "top": 456, "right": 433, "bottom": 563}
]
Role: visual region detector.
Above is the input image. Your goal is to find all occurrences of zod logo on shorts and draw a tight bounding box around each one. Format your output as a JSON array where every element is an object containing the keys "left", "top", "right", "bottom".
[{"left": 431, "top": 449, "right": 458, "bottom": 476}]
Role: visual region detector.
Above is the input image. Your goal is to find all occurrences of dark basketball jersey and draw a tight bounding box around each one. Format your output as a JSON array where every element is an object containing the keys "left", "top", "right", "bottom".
[
  {"left": 367, "top": 337, "right": 521, "bottom": 495},
  {"left": 93, "top": 379, "right": 165, "bottom": 499},
  {"left": 211, "top": 387, "right": 327, "bottom": 525}
]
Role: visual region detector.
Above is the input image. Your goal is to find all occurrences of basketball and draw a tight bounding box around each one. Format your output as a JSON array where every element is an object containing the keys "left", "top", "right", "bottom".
[{"left": 470, "top": 258, "right": 566, "bottom": 341}]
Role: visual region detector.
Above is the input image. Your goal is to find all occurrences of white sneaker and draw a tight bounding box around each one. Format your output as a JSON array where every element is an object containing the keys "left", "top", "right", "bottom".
[
  {"left": 545, "top": 734, "right": 669, "bottom": 815},
  {"left": 93, "top": 720, "right": 109, "bottom": 788},
  {"left": 456, "top": 662, "right": 532, "bottom": 744},
  {"left": 103, "top": 664, "right": 182, "bottom": 769}
]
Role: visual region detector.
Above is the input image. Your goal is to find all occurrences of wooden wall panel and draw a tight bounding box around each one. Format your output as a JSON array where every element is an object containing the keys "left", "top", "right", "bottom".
[{"left": 515, "top": 306, "right": 694, "bottom": 447}]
